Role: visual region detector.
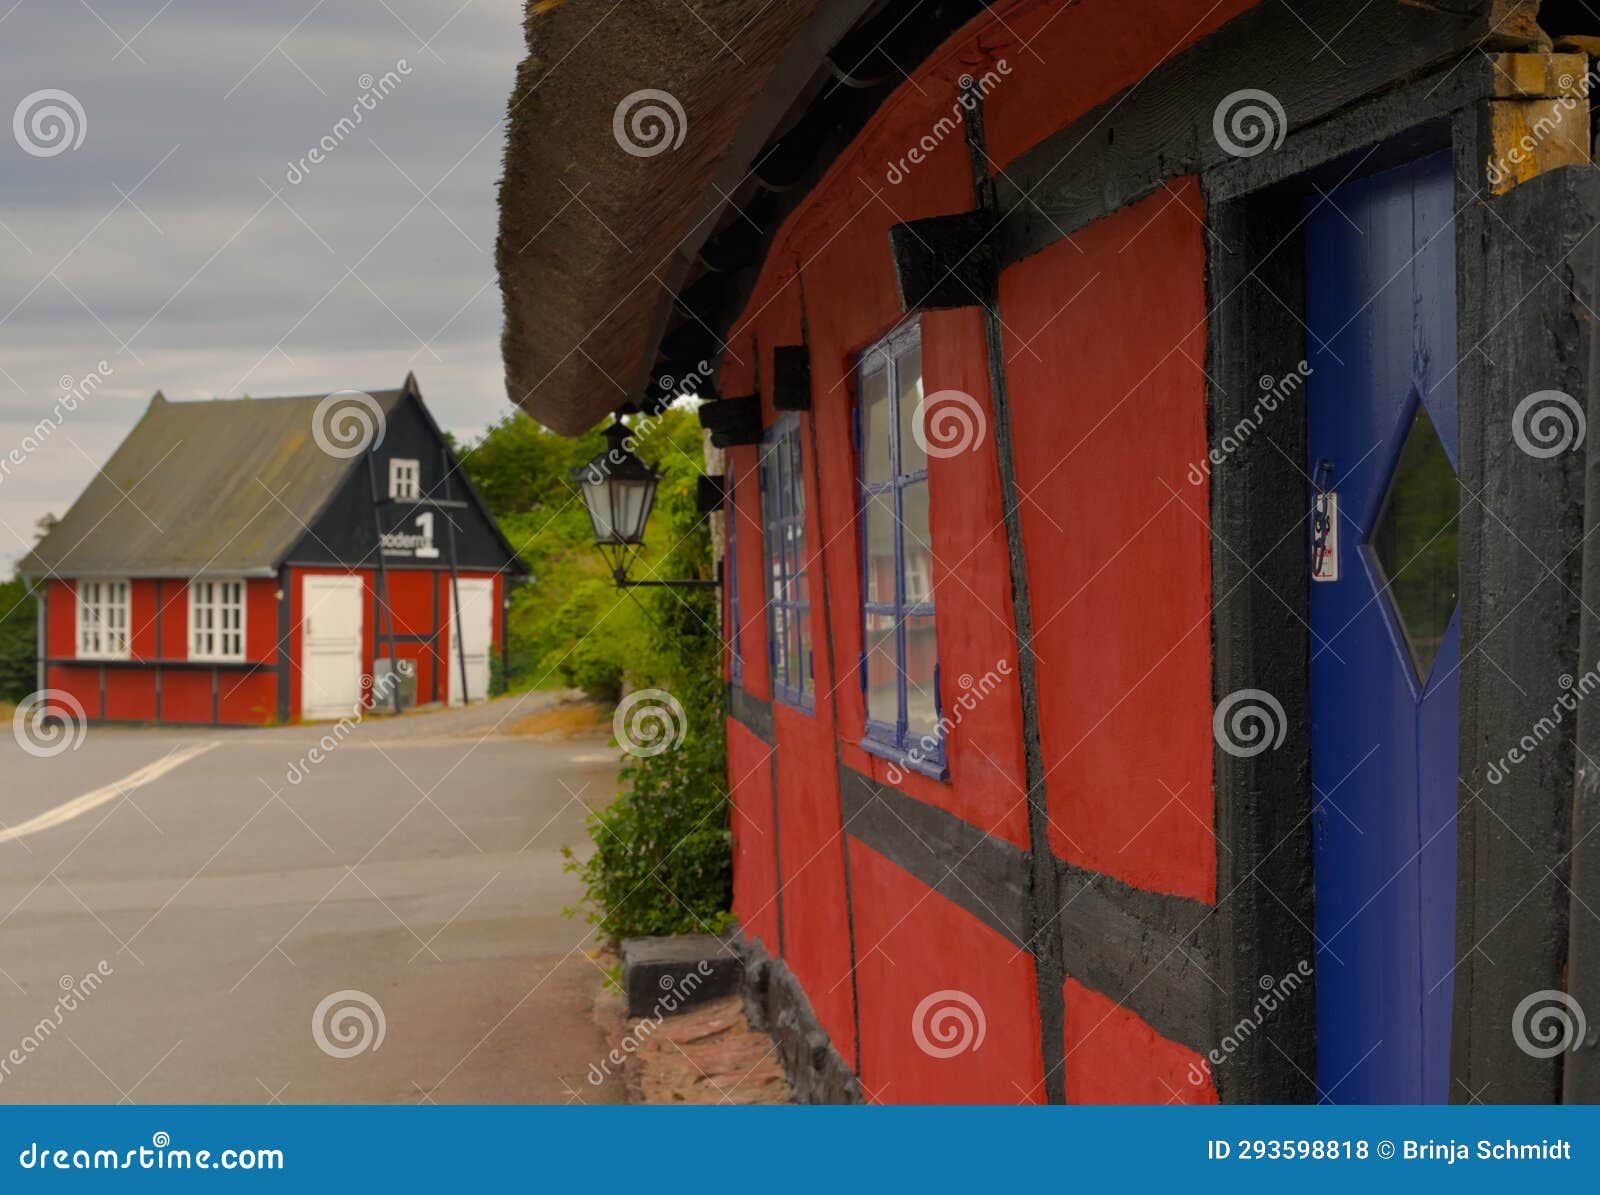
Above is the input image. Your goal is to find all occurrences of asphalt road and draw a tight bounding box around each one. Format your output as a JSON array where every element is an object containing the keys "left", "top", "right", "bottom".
[{"left": 0, "top": 693, "right": 625, "bottom": 1104}]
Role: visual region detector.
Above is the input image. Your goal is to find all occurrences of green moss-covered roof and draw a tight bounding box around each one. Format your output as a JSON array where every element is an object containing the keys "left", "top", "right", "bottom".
[{"left": 20, "top": 387, "right": 406, "bottom": 578}]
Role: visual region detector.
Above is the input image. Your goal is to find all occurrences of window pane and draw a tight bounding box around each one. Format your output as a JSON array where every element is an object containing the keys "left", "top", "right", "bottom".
[
  {"left": 904, "top": 613, "right": 939, "bottom": 743},
  {"left": 770, "top": 602, "right": 787, "bottom": 679},
  {"left": 864, "top": 492, "right": 895, "bottom": 605},
  {"left": 785, "top": 608, "right": 802, "bottom": 694},
  {"left": 864, "top": 611, "right": 898, "bottom": 727},
  {"left": 896, "top": 345, "right": 926, "bottom": 474},
  {"left": 901, "top": 483, "right": 933, "bottom": 605},
  {"left": 790, "top": 433, "right": 805, "bottom": 516},
  {"left": 862, "top": 367, "right": 891, "bottom": 485},
  {"left": 798, "top": 612, "right": 813, "bottom": 695}
]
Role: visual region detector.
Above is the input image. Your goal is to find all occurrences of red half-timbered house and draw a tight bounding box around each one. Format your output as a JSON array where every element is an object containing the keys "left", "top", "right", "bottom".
[{"left": 498, "top": 0, "right": 1600, "bottom": 1105}]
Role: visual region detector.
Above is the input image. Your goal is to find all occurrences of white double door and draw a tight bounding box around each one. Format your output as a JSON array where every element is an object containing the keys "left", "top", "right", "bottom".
[{"left": 447, "top": 577, "right": 493, "bottom": 706}]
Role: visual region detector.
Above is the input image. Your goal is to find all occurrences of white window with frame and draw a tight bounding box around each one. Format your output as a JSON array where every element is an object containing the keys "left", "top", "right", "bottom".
[
  {"left": 76, "top": 579, "right": 130, "bottom": 660},
  {"left": 189, "top": 578, "right": 246, "bottom": 661},
  {"left": 389, "top": 458, "right": 420, "bottom": 500}
]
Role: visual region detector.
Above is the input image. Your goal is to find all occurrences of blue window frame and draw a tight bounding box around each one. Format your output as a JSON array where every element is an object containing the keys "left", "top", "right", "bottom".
[
  {"left": 760, "top": 415, "right": 813, "bottom": 708},
  {"left": 726, "top": 465, "right": 743, "bottom": 686},
  {"left": 858, "top": 322, "right": 942, "bottom": 769}
]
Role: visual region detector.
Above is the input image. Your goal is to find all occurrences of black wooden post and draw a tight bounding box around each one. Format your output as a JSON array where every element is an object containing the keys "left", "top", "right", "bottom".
[{"left": 364, "top": 451, "right": 403, "bottom": 715}]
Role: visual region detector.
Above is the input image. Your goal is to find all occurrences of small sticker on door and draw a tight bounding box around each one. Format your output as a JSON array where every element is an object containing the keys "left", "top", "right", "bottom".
[{"left": 1312, "top": 491, "right": 1339, "bottom": 582}]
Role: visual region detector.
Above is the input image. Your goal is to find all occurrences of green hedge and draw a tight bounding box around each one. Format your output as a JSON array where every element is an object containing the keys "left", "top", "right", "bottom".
[{"left": 0, "top": 578, "right": 36, "bottom": 704}]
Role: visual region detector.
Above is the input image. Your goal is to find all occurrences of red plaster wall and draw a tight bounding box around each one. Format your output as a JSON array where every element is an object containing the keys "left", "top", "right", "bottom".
[
  {"left": 103, "top": 669, "right": 156, "bottom": 721},
  {"left": 128, "top": 579, "right": 158, "bottom": 660},
  {"left": 161, "top": 669, "right": 212, "bottom": 724},
  {"left": 716, "top": 0, "right": 1264, "bottom": 1094},
  {"left": 157, "top": 580, "right": 187, "bottom": 661},
  {"left": 1000, "top": 184, "right": 1215, "bottom": 903},
  {"left": 45, "top": 664, "right": 99, "bottom": 720},
  {"left": 45, "top": 580, "right": 73, "bottom": 658},
  {"left": 851, "top": 840, "right": 1044, "bottom": 1103},
  {"left": 1062, "top": 976, "right": 1218, "bottom": 1104},
  {"left": 727, "top": 718, "right": 779, "bottom": 952}
]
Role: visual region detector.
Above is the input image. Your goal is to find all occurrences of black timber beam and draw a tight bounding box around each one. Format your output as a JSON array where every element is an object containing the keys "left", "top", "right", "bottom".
[
  {"left": 889, "top": 211, "right": 996, "bottom": 312},
  {"left": 772, "top": 346, "right": 811, "bottom": 411},
  {"left": 698, "top": 393, "right": 763, "bottom": 447}
]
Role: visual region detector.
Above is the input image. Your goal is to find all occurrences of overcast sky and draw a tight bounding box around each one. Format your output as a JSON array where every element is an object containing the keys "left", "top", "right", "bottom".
[{"left": 0, "top": 0, "right": 526, "bottom": 568}]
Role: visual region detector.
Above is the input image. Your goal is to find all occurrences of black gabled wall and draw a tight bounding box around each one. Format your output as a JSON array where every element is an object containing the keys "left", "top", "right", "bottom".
[{"left": 285, "top": 389, "right": 520, "bottom": 574}]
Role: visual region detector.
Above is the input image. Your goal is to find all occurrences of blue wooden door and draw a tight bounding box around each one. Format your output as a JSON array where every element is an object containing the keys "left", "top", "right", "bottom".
[{"left": 1305, "top": 151, "right": 1459, "bottom": 1104}]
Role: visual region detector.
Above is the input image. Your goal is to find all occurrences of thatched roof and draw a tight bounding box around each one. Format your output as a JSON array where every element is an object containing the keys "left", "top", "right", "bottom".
[{"left": 496, "top": 0, "right": 898, "bottom": 435}]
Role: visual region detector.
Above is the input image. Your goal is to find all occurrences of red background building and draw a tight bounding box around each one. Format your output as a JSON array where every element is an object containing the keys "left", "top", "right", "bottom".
[{"left": 21, "top": 376, "right": 522, "bottom": 726}]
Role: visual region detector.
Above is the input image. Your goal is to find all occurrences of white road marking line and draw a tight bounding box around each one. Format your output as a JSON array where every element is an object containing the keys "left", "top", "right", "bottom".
[{"left": 0, "top": 742, "right": 220, "bottom": 845}]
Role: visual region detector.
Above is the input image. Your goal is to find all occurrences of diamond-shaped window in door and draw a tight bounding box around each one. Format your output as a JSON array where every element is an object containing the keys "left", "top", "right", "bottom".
[{"left": 1367, "top": 399, "right": 1460, "bottom": 683}]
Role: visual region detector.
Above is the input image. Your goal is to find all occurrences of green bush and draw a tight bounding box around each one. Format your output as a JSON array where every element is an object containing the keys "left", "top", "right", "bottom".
[{"left": 0, "top": 578, "right": 37, "bottom": 704}]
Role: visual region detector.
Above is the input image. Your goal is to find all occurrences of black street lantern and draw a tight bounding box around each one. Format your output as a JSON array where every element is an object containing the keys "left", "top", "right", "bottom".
[
  {"left": 575, "top": 417, "right": 718, "bottom": 590},
  {"left": 576, "top": 419, "right": 658, "bottom": 551}
]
